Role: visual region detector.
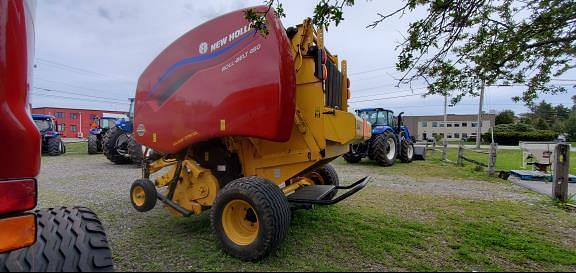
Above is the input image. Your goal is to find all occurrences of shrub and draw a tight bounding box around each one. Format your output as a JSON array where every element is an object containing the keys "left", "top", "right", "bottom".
[{"left": 482, "top": 130, "right": 557, "bottom": 145}]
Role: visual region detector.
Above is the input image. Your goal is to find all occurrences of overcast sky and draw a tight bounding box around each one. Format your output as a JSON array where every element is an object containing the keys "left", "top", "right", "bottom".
[{"left": 31, "top": 0, "right": 575, "bottom": 115}]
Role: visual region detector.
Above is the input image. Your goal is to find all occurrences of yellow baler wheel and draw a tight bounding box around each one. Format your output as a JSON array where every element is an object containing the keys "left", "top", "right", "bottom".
[{"left": 222, "top": 200, "right": 259, "bottom": 246}]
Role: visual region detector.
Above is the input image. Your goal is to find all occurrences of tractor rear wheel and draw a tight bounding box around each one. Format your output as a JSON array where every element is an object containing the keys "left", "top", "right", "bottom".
[
  {"left": 88, "top": 135, "right": 99, "bottom": 154},
  {"left": 103, "top": 127, "right": 132, "bottom": 164},
  {"left": 372, "top": 132, "right": 397, "bottom": 167},
  {"left": 399, "top": 140, "right": 415, "bottom": 163},
  {"left": 211, "top": 177, "right": 290, "bottom": 261},
  {"left": 0, "top": 207, "right": 114, "bottom": 272},
  {"left": 306, "top": 164, "right": 340, "bottom": 200},
  {"left": 128, "top": 137, "right": 143, "bottom": 167},
  {"left": 46, "top": 136, "right": 63, "bottom": 156}
]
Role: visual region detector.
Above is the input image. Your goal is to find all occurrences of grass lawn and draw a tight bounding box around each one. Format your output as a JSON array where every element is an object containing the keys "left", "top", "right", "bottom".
[{"left": 63, "top": 141, "right": 88, "bottom": 154}]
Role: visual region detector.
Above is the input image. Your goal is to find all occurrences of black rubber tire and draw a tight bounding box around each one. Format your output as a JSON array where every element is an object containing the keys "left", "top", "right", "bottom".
[
  {"left": 343, "top": 152, "right": 362, "bottom": 164},
  {"left": 399, "top": 140, "right": 415, "bottom": 163},
  {"left": 307, "top": 164, "right": 340, "bottom": 200},
  {"left": 211, "top": 177, "right": 291, "bottom": 261},
  {"left": 0, "top": 207, "right": 114, "bottom": 272},
  {"left": 128, "top": 137, "right": 143, "bottom": 167},
  {"left": 372, "top": 132, "right": 397, "bottom": 167},
  {"left": 46, "top": 136, "right": 63, "bottom": 156},
  {"left": 61, "top": 141, "right": 66, "bottom": 155},
  {"left": 102, "top": 127, "right": 132, "bottom": 165},
  {"left": 130, "top": 179, "right": 157, "bottom": 213},
  {"left": 88, "top": 135, "right": 99, "bottom": 154}
]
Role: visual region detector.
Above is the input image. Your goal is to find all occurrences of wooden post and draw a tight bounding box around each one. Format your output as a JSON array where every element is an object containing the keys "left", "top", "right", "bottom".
[
  {"left": 553, "top": 144, "right": 570, "bottom": 202},
  {"left": 442, "top": 138, "right": 448, "bottom": 162},
  {"left": 488, "top": 143, "right": 498, "bottom": 176},
  {"left": 432, "top": 139, "right": 436, "bottom": 158},
  {"left": 457, "top": 140, "right": 464, "bottom": 166}
]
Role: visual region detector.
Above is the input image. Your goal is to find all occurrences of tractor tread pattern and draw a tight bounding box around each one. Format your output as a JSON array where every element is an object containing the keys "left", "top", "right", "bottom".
[
  {"left": 46, "top": 136, "right": 62, "bottom": 156},
  {"left": 102, "top": 127, "right": 132, "bottom": 164},
  {"left": 343, "top": 152, "right": 362, "bottom": 164},
  {"left": 128, "top": 138, "right": 143, "bottom": 167},
  {"left": 211, "top": 177, "right": 291, "bottom": 261},
  {"left": 399, "top": 140, "right": 414, "bottom": 163},
  {"left": 0, "top": 207, "right": 114, "bottom": 272},
  {"left": 372, "top": 132, "right": 397, "bottom": 167},
  {"left": 88, "top": 135, "right": 99, "bottom": 154}
]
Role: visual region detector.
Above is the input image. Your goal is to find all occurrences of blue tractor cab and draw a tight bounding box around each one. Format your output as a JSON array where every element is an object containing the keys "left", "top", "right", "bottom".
[
  {"left": 344, "top": 108, "right": 414, "bottom": 166},
  {"left": 32, "top": 114, "right": 66, "bottom": 156}
]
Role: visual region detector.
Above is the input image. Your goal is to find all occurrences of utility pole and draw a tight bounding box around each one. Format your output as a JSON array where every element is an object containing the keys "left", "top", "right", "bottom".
[
  {"left": 442, "top": 94, "right": 448, "bottom": 161},
  {"left": 476, "top": 81, "right": 485, "bottom": 149}
]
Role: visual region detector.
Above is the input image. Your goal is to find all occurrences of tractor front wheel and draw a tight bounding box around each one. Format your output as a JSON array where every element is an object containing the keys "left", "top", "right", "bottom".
[
  {"left": 46, "top": 136, "right": 63, "bottom": 156},
  {"left": 88, "top": 134, "right": 99, "bottom": 154},
  {"left": 211, "top": 177, "right": 291, "bottom": 261},
  {"left": 399, "top": 140, "right": 415, "bottom": 163},
  {"left": 372, "top": 132, "right": 397, "bottom": 167}
]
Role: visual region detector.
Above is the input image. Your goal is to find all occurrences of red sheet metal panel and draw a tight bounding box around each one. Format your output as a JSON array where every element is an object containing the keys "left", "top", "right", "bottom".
[
  {"left": 134, "top": 6, "right": 296, "bottom": 154},
  {"left": 0, "top": 0, "right": 41, "bottom": 180}
]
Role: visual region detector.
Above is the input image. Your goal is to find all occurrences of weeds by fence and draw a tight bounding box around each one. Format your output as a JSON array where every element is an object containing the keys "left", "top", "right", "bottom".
[{"left": 456, "top": 140, "right": 498, "bottom": 176}]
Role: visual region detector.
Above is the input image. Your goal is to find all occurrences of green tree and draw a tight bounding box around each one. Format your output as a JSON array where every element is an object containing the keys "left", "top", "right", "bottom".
[
  {"left": 566, "top": 112, "right": 576, "bottom": 141},
  {"left": 495, "top": 110, "right": 516, "bottom": 125},
  {"left": 247, "top": 0, "right": 576, "bottom": 105},
  {"left": 535, "top": 118, "right": 551, "bottom": 131}
]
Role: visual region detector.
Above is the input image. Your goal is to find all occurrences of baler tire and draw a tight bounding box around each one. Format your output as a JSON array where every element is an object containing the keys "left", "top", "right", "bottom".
[
  {"left": 46, "top": 136, "right": 63, "bottom": 156},
  {"left": 130, "top": 179, "right": 157, "bottom": 213},
  {"left": 88, "top": 135, "right": 99, "bottom": 154},
  {"left": 128, "top": 137, "right": 143, "bottom": 167},
  {"left": 372, "top": 132, "right": 397, "bottom": 167},
  {"left": 343, "top": 152, "right": 362, "bottom": 164},
  {"left": 211, "top": 177, "right": 291, "bottom": 261},
  {"left": 0, "top": 207, "right": 114, "bottom": 272},
  {"left": 307, "top": 164, "right": 340, "bottom": 200},
  {"left": 399, "top": 140, "right": 415, "bottom": 163},
  {"left": 102, "top": 127, "right": 132, "bottom": 165}
]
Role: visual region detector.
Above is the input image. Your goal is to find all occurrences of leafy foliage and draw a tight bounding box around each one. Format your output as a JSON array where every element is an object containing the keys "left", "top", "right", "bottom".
[
  {"left": 495, "top": 110, "right": 516, "bottom": 125},
  {"left": 247, "top": 0, "right": 576, "bottom": 105},
  {"left": 482, "top": 124, "right": 557, "bottom": 145}
]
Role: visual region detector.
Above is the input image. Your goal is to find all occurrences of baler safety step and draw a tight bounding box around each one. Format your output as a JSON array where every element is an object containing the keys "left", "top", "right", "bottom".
[
  {"left": 288, "top": 185, "right": 336, "bottom": 201},
  {"left": 288, "top": 176, "right": 371, "bottom": 205}
]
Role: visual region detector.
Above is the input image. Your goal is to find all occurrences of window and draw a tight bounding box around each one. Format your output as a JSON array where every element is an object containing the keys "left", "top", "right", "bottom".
[
  {"left": 471, "top": 122, "right": 478, "bottom": 128},
  {"left": 447, "top": 134, "right": 453, "bottom": 139},
  {"left": 462, "top": 133, "right": 468, "bottom": 139},
  {"left": 421, "top": 121, "right": 428, "bottom": 127},
  {"left": 58, "top": 124, "right": 65, "bottom": 132},
  {"left": 447, "top": 123, "right": 453, "bottom": 128},
  {"left": 70, "top": 125, "right": 77, "bottom": 132},
  {"left": 454, "top": 133, "right": 460, "bottom": 139},
  {"left": 55, "top": 112, "right": 64, "bottom": 118},
  {"left": 70, "top": 113, "right": 78, "bottom": 120},
  {"left": 462, "top": 122, "right": 468, "bottom": 127},
  {"left": 432, "top": 122, "right": 438, "bottom": 128},
  {"left": 440, "top": 123, "right": 445, "bottom": 128},
  {"left": 454, "top": 123, "right": 460, "bottom": 128}
]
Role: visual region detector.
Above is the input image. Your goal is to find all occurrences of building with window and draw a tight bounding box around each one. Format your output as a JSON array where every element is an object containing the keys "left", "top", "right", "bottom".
[
  {"left": 403, "top": 114, "right": 496, "bottom": 141},
  {"left": 31, "top": 107, "right": 127, "bottom": 139}
]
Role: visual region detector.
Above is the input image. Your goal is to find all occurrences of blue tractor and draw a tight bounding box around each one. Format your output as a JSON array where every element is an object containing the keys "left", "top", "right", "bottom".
[
  {"left": 87, "top": 116, "right": 117, "bottom": 154},
  {"left": 32, "top": 114, "right": 66, "bottom": 156},
  {"left": 102, "top": 99, "right": 143, "bottom": 165},
  {"left": 344, "top": 108, "right": 414, "bottom": 166}
]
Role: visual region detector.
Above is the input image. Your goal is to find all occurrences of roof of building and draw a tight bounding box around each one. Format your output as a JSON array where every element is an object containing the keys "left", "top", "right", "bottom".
[{"left": 32, "top": 114, "right": 55, "bottom": 120}]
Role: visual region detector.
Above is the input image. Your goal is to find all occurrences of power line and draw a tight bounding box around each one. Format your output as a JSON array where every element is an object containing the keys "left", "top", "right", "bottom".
[
  {"left": 35, "top": 58, "right": 135, "bottom": 82},
  {"left": 351, "top": 87, "right": 427, "bottom": 99},
  {"left": 33, "top": 87, "right": 127, "bottom": 103},
  {"left": 35, "top": 76, "right": 130, "bottom": 95},
  {"left": 349, "top": 93, "right": 427, "bottom": 103},
  {"left": 31, "top": 93, "right": 130, "bottom": 106},
  {"left": 348, "top": 66, "right": 395, "bottom": 76}
]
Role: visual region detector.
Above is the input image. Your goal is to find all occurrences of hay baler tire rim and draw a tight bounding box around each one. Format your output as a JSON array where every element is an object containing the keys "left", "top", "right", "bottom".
[
  {"left": 211, "top": 177, "right": 291, "bottom": 261},
  {"left": 306, "top": 164, "right": 340, "bottom": 200},
  {"left": 130, "top": 179, "right": 157, "bottom": 213},
  {"left": 222, "top": 200, "right": 260, "bottom": 246}
]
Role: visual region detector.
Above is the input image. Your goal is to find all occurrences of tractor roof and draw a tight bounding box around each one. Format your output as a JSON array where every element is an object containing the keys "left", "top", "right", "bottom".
[
  {"left": 356, "top": 108, "right": 392, "bottom": 112},
  {"left": 32, "top": 114, "right": 55, "bottom": 120}
]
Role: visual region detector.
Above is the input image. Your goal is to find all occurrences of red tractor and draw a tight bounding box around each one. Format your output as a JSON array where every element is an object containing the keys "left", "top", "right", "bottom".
[{"left": 0, "top": 1, "right": 113, "bottom": 271}]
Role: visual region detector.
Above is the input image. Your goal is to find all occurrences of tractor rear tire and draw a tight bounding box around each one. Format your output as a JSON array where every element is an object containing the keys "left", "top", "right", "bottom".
[
  {"left": 343, "top": 152, "right": 362, "bottom": 164},
  {"left": 399, "top": 140, "right": 415, "bottom": 163},
  {"left": 0, "top": 207, "right": 114, "bottom": 272},
  {"left": 88, "top": 135, "right": 99, "bottom": 154},
  {"left": 130, "top": 179, "right": 157, "bottom": 213},
  {"left": 372, "top": 132, "right": 397, "bottom": 167},
  {"left": 103, "top": 127, "right": 132, "bottom": 165},
  {"left": 128, "top": 137, "right": 143, "bottom": 167},
  {"left": 306, "top": 164, "right": 340, "bottom": 200},
  {"left": 46, "top": 136, "right": 63, "bottom": 156},
  {"left": 211, "top": 177, "right": 291, "bottom": 261}
]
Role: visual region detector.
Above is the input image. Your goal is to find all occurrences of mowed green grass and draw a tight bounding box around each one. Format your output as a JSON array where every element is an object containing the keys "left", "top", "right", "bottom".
[
  {"left": 63, "top": 141, "right": 88, "bottom": 154},
  {"left": 109, "top": 183, "right": 576, "bottom": 272}
]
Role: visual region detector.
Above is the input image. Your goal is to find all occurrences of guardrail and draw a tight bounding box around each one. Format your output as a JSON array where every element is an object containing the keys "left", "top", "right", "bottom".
[{"left": 456, "top": 140, "right": 498, "bottom": 176}]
